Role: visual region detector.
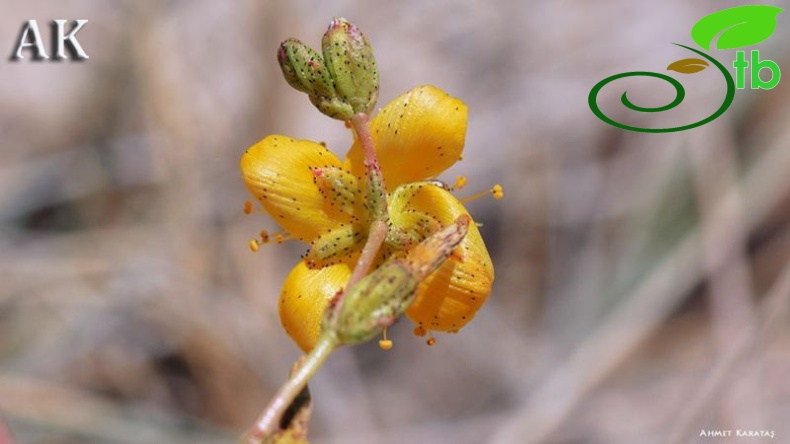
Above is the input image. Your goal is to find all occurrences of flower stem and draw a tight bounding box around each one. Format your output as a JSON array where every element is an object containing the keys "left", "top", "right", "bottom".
[
  {"left": 351, "top": 113, "right": 388, "bottom": 221},
  {"left": 351, "top": 113, "right": 377, "bottom": 170},
  {"left": 244, "top": 114, "right": 389, "bottom": 443},
  {"left": 243, "top": 333, "right": 339, "bottom": 443},
  {"left": 0, "top": 414, "right": 14, "bottom": 444},
  {"left": 347, "top": 112, "right": 390, "bottom": 288},
  {"left": 347, "top": 219, "right": 388, "bottom": 288}
]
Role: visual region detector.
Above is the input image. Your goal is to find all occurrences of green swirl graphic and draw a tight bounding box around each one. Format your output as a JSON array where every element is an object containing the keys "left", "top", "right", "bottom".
[{"left": 588, "top": 44, "right": 735, "bottom": 133}]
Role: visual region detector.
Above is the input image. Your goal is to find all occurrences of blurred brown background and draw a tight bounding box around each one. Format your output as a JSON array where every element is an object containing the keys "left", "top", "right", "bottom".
[{"left": 1, "top": 1, "right": 789, "bottom": 443}]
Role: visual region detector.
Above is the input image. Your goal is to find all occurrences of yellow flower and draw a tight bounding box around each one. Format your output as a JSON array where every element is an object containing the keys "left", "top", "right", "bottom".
[{"left": 241, "top": 85, "right": 494, "bottom": 351}]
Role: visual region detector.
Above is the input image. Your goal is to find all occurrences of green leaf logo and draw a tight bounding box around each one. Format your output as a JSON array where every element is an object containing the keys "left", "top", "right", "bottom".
[
  {"left": 691, "top": 5, "right": 783, "bottom": 50},
  {"left": 667, "top": 58, "right": 709, "bottom": 74}
]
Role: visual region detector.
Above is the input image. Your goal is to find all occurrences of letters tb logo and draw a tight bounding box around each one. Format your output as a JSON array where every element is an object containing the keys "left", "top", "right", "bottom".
[
  {"left": 11, "top": 20, "right": 89, "bottom": 61},
  {"left": 733, "top": 50, "right": 781, "bottom": 90}
]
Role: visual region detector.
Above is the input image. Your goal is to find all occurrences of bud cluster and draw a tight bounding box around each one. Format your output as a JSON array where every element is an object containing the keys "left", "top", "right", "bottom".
[{"left": 277, "top": 18, "right": 379, "bottom": 121}]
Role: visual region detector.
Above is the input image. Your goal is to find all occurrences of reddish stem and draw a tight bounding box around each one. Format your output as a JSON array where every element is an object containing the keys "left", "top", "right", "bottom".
[
  {"left": 351, "top": 113, "right": 378, "bottom": 170},
  {"left": 244, "top": 113, "right": 391, "bottom": 443},
  {"left": 345, "top": 112, "right": 390, "bottom": 288},
  {"left": 243, "top": 334, "right": 338, "bottom": 443},
  {"left": 347, "top": 220, "right": 388, "bottom": 288},
  {"left": 0, "top": 415, "right": 14, "bottom": 444}
]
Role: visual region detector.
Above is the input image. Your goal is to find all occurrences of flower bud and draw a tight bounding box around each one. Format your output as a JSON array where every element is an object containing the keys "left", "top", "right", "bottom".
[
  {"left": 323, "top": 215, "right": 470, "bottom": 346},
  {"left": 277, "top": 38, "right": 334, "bottom": 97},
  {"left": 325, "top": 262, "right": 418, "bottom": 345},
  {"left": 321, "top": 17, "right": 379, "bottom": 116},
  {"left": 277, "top": 38, "right": 354, "bottom": 120}
]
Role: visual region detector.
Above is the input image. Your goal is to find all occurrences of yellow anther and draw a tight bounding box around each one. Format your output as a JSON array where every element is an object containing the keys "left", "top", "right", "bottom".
[
  {"left": 243, "top": 200, "right": 253, "bottom": 215},
  {"left": 248, "top": 239, "right": 260, "bottom": 252},
  {"left": 492, "top": 184, "right": 504, "bottom": 200},
  {"left": 460, "top": 184, "right": 503, "bottom": 204},
  {"left": 255, "top": 230, "right": 293, "bottom": 246},
  {"left": 379, "top": 328, "right": 393, "bottom": 350},
  {"left": 454, "top": 175, "right": 467, "bottom": 190},
  {"left": 413, "top": 326, "right": 427, "bottom": 337}
]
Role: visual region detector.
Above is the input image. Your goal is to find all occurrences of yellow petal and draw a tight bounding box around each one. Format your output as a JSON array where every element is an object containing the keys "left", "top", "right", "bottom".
[
  {"left": 279, "top": 259, "right": 353, "bottom": 352},
  {"left": 241, "top": 135, "right": 359, "bottom": 241},
  {"left": 389, "top": 183, "right": 494, "bottom": 332},
  {"left": 345, "top": 85, "right": 467, "bottom": 191}
]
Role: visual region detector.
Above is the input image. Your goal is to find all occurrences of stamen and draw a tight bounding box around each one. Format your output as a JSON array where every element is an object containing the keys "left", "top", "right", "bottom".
[
  {"left": 248, "top": 239, "right": 260, "bottom": 252},
  {"left": 413, "top": 325, "right": 427, "bottom": 337},
  {"left": 378, "top": 327, "right": 393, "bottom": 350},
  {"left": 275, "top": 233, "right": 294, "bottom": 244},
  {"left": 459, "top": 184, "right": 504, "bottom": 203},
  {"left": 453, "top": 175, "right": 467, "bottom": 190},
  {"left": 255, "top": 230, "right": 294, "bottom": 246},
  {"left": 243, "top": 200, "right": 254, "bottom": 215},
  {"left": 492, "top": 184, "right": 504, "bottom": 200},
  {"left": 426, "top": 333, "right": 436, "bottom": 346}
]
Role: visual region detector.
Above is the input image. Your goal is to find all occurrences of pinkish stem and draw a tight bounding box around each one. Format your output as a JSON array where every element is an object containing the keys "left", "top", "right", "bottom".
[
  {"left": 345, "top": 112, "right": 390, "bottom": 287},
  {"left": 0, "top": 415, "right": 14, "bottom": 444},
  {"left": 351, "top": 113, "right": 387, "bottom": 218},
  {"left": 243, "top": 334, "right": 338, "bottom": 443},
  {"left": 244, "top": 113, "right": 391, "bottom": 443},
  {"left": 347, "top": 219, "right": 388, "bottom": 288},
  {"left": 350, "top": 113, "right": 378, "bottom": 169}
]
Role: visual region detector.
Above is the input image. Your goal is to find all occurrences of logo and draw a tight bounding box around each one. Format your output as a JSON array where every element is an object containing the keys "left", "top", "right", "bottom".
[
  {"left": 589, "top": 5, "right": 782, "bottom": 133},
  {"left": 10, "top": 20, "right": 89, "bottom": 61}
]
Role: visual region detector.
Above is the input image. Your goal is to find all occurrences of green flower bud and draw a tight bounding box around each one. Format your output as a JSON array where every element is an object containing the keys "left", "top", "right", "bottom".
[
  {"left": 321, "top": 17, "right": 379, "bottom": 116},
  {"left": 277, "top": 38, "right": 354, "bottom": 120},
  {"left": 307, "top": 93, "right": 354, "bottom": 121},
  {"left": 277, "top": 39, "right": 333, "bottom": 97},
  {"left": 326, "top": 262, "right": 418, "bottom": 345},
  {"left": 323, "top": 215, "right": 470, "bottom": 346}
]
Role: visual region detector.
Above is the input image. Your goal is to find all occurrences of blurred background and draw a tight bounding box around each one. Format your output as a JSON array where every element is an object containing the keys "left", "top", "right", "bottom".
[{"left": 1, "top": 1, "right": 789, "bottom": 443}]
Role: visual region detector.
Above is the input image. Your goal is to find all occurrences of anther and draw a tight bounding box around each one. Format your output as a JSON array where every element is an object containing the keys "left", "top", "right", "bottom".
[
  {"left": 243, "top": 200, "right": 254, "bottom": 215},
  {"left": 413, "top": 326, "right": 427, "bottom": 337},
  {"left": 248, "top": 239, "right": 260, "bottom": 252},
  {"left": 254, "top": 230, "right": 294, "bottom": 246},
  {"left": 454, "top": 175, "right": 467, "bottom": 190},
  {"left": 379, "top": 327, "right": 393, "bottom": 350},
  {"left": 492, "top": 184, "right": 504, "bottom": 200},
  {"left": 460, "top": 184, "right": 505, "bottom": 203},
  {"left": 426, "top": 334, "right": 436, "bottom": 346}
]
